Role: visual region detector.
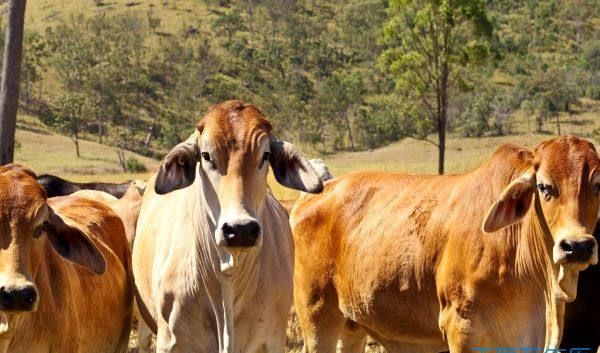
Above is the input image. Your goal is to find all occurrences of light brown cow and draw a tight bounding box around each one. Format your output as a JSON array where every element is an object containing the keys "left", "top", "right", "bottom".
[
  {"left": 291, "top": 136, "right": 600, "bottom": 352},
  {"left": 73, "top": 180, "right": 147, "bottom": 248},
  {"left": 70, "top": 182, "right": 151, "bottom": 352},
  {"left": 133, "top": 100, "right": 323, "bottom": 353},
  {"left": 0, "top": 164, "right": 133, "bottom": 353}
]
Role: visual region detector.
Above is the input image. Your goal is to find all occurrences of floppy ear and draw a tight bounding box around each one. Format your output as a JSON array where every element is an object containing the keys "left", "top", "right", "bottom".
[
  {"left": 269, "top": 137, "right": 323, "bottom": 193},
  {"left": 155, "top": 133, "right": 200, "bottom": 195},
  {"left": 482, "top": 169, "right": 536, "bottom": 233},
  {"left": 46, "top": 207, "right": 107, "bottom": 275}
]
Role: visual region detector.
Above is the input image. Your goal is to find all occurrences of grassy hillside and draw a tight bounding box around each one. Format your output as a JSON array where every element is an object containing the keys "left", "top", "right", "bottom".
[
  {"left": 13, "top": 101, "right": 599, "bottom": 201},
  {"left": 14, "top": 115, "right": 160, "bottom": 181},
  {"left": 24, "top": 0, "right": 208, "bottom": 34}
]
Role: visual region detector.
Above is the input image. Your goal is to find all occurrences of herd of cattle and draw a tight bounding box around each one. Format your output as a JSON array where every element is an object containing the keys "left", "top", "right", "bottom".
[{"left": 0, "top": 99, "right": 598, "bottom": 353}]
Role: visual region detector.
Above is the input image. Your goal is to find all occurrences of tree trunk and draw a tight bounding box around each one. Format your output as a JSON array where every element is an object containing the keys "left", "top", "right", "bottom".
[
  {"left": 0, "top": 0, "right": 27, "bottom": 165},
  {"left": 438, "top": 62, "right": 449, "bottom": 175},
  {"left": 73, "top": 119, "right": 80, "bottom": 158},
  {"left": 98, "top": 116, "right": 104, "bottom": 143},
  {"left": 73, "top": 133, "right": 80, "bottom": 158},
  {"left": 555, "top": 113, "right": 561, "bottom": 135},
  {"left": 344, "top": 111, "right": 355, "bottom": 152}
]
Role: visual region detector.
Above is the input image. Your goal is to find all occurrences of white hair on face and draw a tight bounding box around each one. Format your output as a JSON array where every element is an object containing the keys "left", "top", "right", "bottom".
[{"left": 308, "top": 159, "right": 333, "bottom": 182}]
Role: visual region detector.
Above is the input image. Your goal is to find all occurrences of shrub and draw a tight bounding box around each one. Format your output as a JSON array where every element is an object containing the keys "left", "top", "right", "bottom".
[{"left": 125, "top": 157, "right": 147, "bottom": 173}]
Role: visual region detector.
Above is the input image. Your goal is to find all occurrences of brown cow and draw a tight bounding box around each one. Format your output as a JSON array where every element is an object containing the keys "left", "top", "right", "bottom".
[
  {"left": 0, "top": 165, "right": 133, "bottom": 353},
  {"left": 291, "top": 136, "right": 600, "bottom": 352}
]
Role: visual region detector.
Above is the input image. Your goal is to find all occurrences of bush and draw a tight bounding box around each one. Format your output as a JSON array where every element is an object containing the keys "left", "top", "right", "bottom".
[{"left": 125, "top": 157, "right": 147, "bottom": 173}]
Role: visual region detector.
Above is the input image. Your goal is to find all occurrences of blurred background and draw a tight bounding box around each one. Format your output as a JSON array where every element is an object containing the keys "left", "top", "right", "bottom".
[{"left": 0, "top": 0, "right": 598, "bottom": 201}]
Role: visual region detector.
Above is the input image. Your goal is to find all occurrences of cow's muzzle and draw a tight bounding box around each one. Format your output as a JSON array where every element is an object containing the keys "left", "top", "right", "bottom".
[
  {"left": 554, "top": 234, "right": 598, "bottom": 266},
  {"left": 218, "top": 219, "right": 261, "bottom": 248},
  {"left": 0, "top": 284, "right": 38, "bottom": 312}
]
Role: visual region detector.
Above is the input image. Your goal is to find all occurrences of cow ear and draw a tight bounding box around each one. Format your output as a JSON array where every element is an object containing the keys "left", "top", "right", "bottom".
[
  {"left": 269, "top": 137, "right": 323, "bottom": 193},
  {"left": 482, "top": 169, "right": 536, "bottom": 233},
  {"left": 155, "top": 135, "right": 200, "bottom": 195},
  {"left": 46, "top": 207, "right": 107, "bottom": 275}
]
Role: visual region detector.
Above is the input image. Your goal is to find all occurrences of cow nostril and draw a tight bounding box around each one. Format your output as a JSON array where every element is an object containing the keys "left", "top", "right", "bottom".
[
  {"left": 560, "top": 239, "right": 574, "bottom": 253},
  {"left": 0, "top": 287, "right": 10, "bottom": 305},
  {"left": 582, "top": 240, "right": 595, "bottom": 255},
  {"left": 21, "top": 287, "right": 36, "bottom": 305},
  {"left": 249, "top": 223, "right": 260, "bottom": 241},
  {"left": 222, "top": 223, "right": 235, "bottom": 240}
]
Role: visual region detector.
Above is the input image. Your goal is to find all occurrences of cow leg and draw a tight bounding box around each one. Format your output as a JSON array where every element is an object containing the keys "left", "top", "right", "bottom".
[
  {"left": 155, "top": 318, "right": 186, "bottom": 353},
  {"left": 380, "top": 341, "right": 440, "bottom": 353},
  {"left": 441, "top": 317, "right": 478, "bottom": 353},
  {"left": 295, "top": 284, "right": 345, "bottom": 353},
  {"left": 336, "top": 321, "right": 367, "bottom": 353},
  {"left": 136, "top": 317, "right": 153, "bottom": 353}
]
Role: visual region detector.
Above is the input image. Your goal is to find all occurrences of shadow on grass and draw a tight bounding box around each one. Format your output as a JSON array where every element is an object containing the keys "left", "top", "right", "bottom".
[
  {"left": 15, "top": 124, "right": 52, "bottom": 135},
  {"left": 565, "top": 118, "right": 595, "bottom": 126}
]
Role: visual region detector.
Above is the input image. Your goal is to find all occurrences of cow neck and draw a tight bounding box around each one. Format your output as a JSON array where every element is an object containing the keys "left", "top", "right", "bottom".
[
  {"left": 515, "top": 194, "right": 565, "bottom": 347},
  {"left": 195, "top": 178, "right": 262, "bottom": 295},
  {"left": 194, "top": 178, "right": 263, "bottom": 353}
]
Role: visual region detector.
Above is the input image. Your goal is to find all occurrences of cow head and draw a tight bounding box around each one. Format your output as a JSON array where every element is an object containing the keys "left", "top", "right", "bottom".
[
  {"left": 0, "top": 165, "right": 106, "bottom": 335},
  {"left": 154, "top": 100, "right": 322, "bottom": 273},
  {"left": 483, "top": 137, "right": 600, "bottom": 297}
]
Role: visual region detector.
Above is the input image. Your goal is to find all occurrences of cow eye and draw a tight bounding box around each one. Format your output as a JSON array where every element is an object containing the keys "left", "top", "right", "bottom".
[
  {"left": 593, "top": 183, "right": 600, "bottom": 196},
  {"left": 537, "top": 183, "right": 553, "bottom": 200},
  {"left": 33, "top": 222, "right": 49, "bottom": 239},
  {"left": 201, "top": 152, "right": 216, "bottom": 169},
  {"left": 260, "top": 152, "right": 270, "bottom": 169}
]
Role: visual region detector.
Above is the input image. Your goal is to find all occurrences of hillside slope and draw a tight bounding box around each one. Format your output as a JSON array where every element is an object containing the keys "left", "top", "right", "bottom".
[
  {"left": 14, "top": 115, "right": 160, "bottom": 181},
  {"left": 22, "top": 0, "right": 209, "bottom": 34}
]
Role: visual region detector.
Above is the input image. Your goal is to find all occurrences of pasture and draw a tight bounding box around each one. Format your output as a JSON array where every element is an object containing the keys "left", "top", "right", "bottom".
[{"left": 14, "top": 100, "right": 600, "bottom": 202}]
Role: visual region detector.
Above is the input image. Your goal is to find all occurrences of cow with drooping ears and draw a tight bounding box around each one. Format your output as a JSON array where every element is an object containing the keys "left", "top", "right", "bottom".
[
  {"left": 0, "top": 164, "right": 133, "bottom": 353},
  {"left": 291, "top": 136, "right": 600, "bottom": 352},
  {"left": 132, "top": 100, "right": 323, "bottom": 353}
]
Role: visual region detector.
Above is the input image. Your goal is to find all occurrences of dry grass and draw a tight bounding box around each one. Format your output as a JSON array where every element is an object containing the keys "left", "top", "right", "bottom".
[
  {"left": 14, "top": 114, "right": 160, "bottom": 179},
  {"left": 19, "top": 0, "right": 209, "bottom": 35}
]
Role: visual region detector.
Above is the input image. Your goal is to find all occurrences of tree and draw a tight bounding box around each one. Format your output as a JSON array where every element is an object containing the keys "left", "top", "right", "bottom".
[
  {"left": 21, "top": 31, "right": 48, "bottom": 112},
  {"left": 53, "top": 93, "right": 87, "bottom": 157},
  {"left": 381, "top": 0, "right": 491, "bottom": 174},
  {"left": 0, "top": 0, "right": 27, "bottom": 165}
]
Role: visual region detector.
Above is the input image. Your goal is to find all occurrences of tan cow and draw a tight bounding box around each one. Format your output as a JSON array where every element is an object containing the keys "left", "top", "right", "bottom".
[
  {"left": 71, "top": 182, "right": 152, "bottom": 352},
  {"left": 73, "top": 180, "right": 147, "bottom": 248},
  {"left": 132, "top": 100, "right": 323, "bottom": 353},
  {"left": 0, "top": 164, "right": 133, "bottom": 353},
  {"left": 291, "top": 136, "right": 600, "bottom": 352}
]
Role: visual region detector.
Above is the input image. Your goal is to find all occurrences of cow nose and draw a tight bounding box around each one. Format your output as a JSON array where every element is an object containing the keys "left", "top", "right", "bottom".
[
  {"left": 0, "top": 285, "right": 37, "bottom": 312},
  {"left": 221, "top": 220, "right": 260, "bottom": 247},
  {"left": 559, "top": 238, "right": 596, "bottom": 263}
]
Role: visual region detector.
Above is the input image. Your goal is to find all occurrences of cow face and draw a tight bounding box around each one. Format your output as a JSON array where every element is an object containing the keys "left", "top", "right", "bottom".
[
  {"left": 0, "top": 165, "right": 106, "bottom": 334},
  {"left": 483, "top": 137, "right": 600, "bottom": 270},
  {"left": 155, "top": 101, "right": 322, "bottom": 271}
]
